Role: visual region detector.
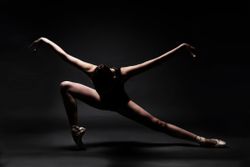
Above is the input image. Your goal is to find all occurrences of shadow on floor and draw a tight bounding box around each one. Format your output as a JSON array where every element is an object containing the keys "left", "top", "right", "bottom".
[
  {"left": 2, "top": 140, "right": 240, "bottom": 167},
  {"left": 51, "top": 141, "right": 236, "bottom": 167},
  {"left": 57, "top": 141, "right": 200, "bottom": 151}
]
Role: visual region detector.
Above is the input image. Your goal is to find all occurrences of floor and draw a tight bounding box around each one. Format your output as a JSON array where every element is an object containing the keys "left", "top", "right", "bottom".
[{"left": 1, "top": 125, "right": 249, "bottom": 167}]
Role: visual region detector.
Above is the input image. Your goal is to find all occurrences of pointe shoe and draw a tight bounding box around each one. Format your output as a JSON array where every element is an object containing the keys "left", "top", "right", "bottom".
[
  {"left": 71, "top": 125, "right": 86, "bottom": 149},
  {"left": 196, "top": 136, "right": 226, "bottom": 148}
]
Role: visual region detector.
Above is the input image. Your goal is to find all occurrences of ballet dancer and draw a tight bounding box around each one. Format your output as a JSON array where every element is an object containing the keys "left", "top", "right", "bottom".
[{"left": 30, "top": 37, "right": 226, "bottom": 148}]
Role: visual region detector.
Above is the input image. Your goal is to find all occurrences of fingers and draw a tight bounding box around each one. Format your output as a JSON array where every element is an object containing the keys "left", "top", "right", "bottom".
[
  {"left": 181, "top": 43, "right": 197, "bottom": 58},
  {"left": 29, "top": 38, "right": 43, "bottom": 54},
  {"left": 189, "top": 44, "right": 196, "bottom": 51},
  {"left": 190, "top": 52, "right": 196, "bottom": 58},
  {"left": 187, "top": 45, "right": 196, "bottom": 58},
  {"left": 29, "top": 42, "right": 38, "bottom": 53}
]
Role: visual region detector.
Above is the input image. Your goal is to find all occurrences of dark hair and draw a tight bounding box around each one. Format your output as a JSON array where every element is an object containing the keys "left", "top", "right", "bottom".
[{"left": 92, "top": 64, "right": 113, "bottom": 85}]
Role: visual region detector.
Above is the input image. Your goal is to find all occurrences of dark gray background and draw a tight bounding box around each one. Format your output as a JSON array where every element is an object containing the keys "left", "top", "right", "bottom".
[
  {"left": 0, "top": 1, "right": 249, "bottom": 166},
  {"left": 1, "top": 0, "right": 249, "bottom": 135}
]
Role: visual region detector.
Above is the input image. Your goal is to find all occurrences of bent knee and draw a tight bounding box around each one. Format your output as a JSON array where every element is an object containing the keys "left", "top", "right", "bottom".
[{"left": 59, "top": 81, "right": 73, "bottom": 92}]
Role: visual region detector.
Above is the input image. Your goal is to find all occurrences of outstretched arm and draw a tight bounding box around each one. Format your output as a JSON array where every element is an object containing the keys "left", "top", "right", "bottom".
[
  {"left": 30, "top": 37, "right": 97, "bottom": 76},
  {"left": 120, "top": 43, "right": 196, "bottom": 81}
]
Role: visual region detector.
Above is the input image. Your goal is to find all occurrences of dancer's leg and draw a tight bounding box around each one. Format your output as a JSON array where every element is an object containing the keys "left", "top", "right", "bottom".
[
  {"left": 117, "top": 100, "right": 225, "bottom": 146},
  {"left": 60, "top": 81, "right": 103, "bottom": 126},
  {"left": 117, "top": 100, "right": 197, "bottom": 142},
  {"left": 60, "top": 81, "right": 104, "bottom": 147}
]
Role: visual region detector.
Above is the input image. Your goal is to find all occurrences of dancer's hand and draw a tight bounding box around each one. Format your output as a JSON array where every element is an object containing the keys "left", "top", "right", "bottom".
[
  {"left": 180, "top": 43, "right": 196, "bottom": 58},
  {"left": 29, "top": 37, "right": 46, "bottom": 54}
]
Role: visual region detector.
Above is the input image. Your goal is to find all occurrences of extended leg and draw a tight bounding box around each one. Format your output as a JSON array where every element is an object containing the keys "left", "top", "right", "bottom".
[{"left": 116, "top": 100, "right": 226, "bottom": 147}]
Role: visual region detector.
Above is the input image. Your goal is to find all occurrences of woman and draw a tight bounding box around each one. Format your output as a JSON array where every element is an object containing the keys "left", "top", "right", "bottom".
[{"left": 31, "top": 37, "right": 226, "bottom": 148}]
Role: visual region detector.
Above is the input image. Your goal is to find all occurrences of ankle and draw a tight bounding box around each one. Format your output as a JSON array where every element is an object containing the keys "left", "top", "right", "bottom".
[
  {"left": 196, "top": 136, "right": 206, "bottom": 143},
  {"left": 71, "top": 125, "right": 86, "bottom": 136}
]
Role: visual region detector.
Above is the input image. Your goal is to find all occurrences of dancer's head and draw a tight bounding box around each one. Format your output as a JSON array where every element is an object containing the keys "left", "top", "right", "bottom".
[{"left": 94, "top": 64, "right": 113, "bottom": 82}]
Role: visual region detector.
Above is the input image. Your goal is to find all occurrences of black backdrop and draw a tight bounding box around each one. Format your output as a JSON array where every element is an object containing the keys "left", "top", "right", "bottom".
[{"left": 0, "top": 1, "right": 249, "bottom": 138}]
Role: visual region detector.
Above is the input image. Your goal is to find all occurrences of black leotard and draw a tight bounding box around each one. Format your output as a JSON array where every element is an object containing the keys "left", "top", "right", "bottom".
[{"left": 91, "top": 64, "right": 129, "bottom": 109}]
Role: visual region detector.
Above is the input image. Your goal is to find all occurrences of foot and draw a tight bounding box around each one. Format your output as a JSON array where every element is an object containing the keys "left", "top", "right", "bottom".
[
  {"left": 196, "top": 136, "right": 226, "bottom": 148},
  {"left": 71, "top": 125, "right": 86, "bottom": 149}
]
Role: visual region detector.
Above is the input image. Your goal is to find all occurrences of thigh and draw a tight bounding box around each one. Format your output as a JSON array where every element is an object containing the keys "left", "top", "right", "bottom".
[
  {"left": 64, "top": 81, "right": 105, "bottom": 109},
  {"left": 116, "top": 100, "right": 156, "bottom": 125}
]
